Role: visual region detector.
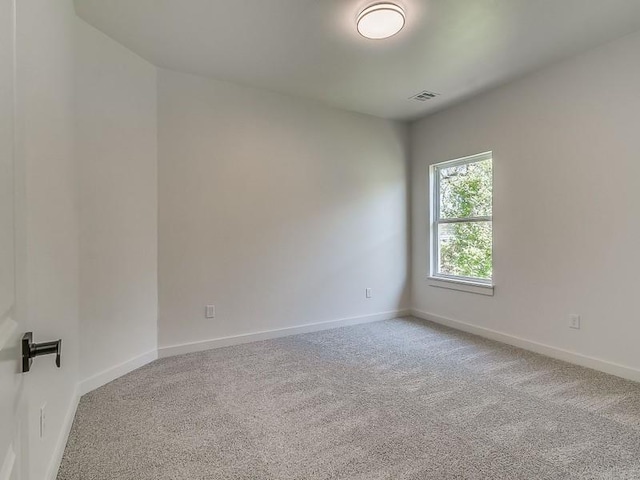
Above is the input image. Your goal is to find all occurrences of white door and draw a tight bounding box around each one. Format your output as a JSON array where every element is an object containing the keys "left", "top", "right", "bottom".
[{"left": 0, "top": 0, "right": 29, "bottom": 479}]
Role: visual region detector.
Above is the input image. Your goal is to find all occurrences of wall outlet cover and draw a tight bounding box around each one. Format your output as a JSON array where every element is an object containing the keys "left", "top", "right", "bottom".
[
  {"left": 40, "top": 403, "right": 46, "bottom": 438},
  {"left": 569, "top": 314, "right": 581, "bottom": 330}
]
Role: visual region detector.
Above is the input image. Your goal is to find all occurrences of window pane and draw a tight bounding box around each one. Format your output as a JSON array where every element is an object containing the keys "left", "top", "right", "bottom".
[
  {"left": 438, "top": 159, "right": 492, "bottom": 219},
  {"left": 438, "top": 221, "right": 492, "bottom": 280}
]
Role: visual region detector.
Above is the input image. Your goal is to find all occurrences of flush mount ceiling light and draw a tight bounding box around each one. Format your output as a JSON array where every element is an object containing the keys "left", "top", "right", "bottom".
[{"left": 357, "top": 3, "right": 406, "bottom": 40}]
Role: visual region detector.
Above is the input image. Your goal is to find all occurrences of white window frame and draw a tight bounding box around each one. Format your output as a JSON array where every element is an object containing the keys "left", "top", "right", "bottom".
[{"left": 429, "top": 151, "right": 494, "bottom": 294}]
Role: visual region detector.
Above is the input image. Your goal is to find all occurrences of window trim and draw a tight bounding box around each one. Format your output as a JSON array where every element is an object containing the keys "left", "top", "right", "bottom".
[
  {"left": 429, "top": 151, "right": 494, "bottom": 289},
  {"left": 427, "top": 276, "right": 494, "bottom": 296}
]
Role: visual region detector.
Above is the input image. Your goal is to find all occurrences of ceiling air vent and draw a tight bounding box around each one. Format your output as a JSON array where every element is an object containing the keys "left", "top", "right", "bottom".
[{"left": 410, "top": 91, "right": 440, "bottom": 101}]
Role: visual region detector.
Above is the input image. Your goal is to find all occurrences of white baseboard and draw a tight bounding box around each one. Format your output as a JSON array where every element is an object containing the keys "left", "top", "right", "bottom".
[
  {"left": 47, "top": 350, "right": 159, "bottom": 479},
  {"left": 410, "top": 309, "right": 640, "bottom": 383},
  {"left": 46, "top": 385, "right": 80, "bottom": 480},
  {"left": 79, "top": 349, "right": 158, "bottom": 396},
  {"left": 159, "top": 309, "right": 410, "bottom": 358}
]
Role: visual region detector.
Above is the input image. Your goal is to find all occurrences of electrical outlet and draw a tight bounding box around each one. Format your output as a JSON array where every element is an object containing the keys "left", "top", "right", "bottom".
[
  {"left": 40, "top": 403, "right": 46, "bottom": 438},
  {"left": 205, "top": 305, "right": 216, "bottom": 318},
  {"left": 569, "top": 314, "right": 581, "bottom": 330},
  {"left": 365, "top": 288, "right": 372, "bottom": 299}
]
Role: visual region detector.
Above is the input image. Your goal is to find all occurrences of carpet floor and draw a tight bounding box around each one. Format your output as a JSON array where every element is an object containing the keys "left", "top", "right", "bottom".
[{"left": 57, "top": 317, "right": 640, "bottom": 479}]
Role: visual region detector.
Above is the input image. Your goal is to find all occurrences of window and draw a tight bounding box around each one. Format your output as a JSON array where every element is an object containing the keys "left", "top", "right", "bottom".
[{"left": 430, "top": 152, "right": 493, "bottom": 287}]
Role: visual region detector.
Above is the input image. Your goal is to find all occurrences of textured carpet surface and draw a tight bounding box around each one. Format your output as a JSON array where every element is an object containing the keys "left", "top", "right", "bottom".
[{"left": 57, "top": 317, "right": 640, "bottom": 479}]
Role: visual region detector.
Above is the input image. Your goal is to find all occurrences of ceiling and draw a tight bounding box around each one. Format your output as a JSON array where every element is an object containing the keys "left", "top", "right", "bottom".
[{"left": 74, "top": 0, "right": 640, "bottom": 121}]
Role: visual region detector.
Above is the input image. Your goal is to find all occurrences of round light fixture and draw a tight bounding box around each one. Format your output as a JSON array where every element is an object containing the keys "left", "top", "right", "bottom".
[{"left": 357, "top": 3, "right": 406, "bottom": 40}]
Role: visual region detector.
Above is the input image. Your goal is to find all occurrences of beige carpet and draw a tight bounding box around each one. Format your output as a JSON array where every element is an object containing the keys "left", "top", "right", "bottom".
[{"left": 57, "top": 317, "right": 640, "bottom": 479}]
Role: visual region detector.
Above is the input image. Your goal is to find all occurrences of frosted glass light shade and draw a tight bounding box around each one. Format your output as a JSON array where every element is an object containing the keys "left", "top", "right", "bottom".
[{"left": 357, "top": 3, "right": 406, "bottom": 40}]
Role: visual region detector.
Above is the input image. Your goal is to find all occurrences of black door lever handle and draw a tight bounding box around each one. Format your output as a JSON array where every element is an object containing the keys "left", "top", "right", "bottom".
[{"left": 22, "top": 332, "right": 62, "bottom": 373}]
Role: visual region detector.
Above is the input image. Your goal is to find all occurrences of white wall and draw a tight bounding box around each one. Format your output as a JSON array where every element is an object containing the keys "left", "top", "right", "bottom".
[
  {"left": 158, "top": 69, "right": 410, "bottom": 350},
  {"left": 15, "top": 0, "right": 79, "bottom": 478},
  {"left": 75, "top": 20, "right": 158, "bottom": 386},
  {"left": 411, "top": 31, "right": 640, "bottom": 373}
]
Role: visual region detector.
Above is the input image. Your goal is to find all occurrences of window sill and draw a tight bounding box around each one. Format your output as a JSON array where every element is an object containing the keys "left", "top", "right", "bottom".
[{"left": 427, "top": 276, "right": 494, "bottom": 296}]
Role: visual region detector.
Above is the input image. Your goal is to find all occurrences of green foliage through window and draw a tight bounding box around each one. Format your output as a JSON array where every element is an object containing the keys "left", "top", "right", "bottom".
[{"left": 434, "top": 156, "right": 492, "bottom": 281}]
